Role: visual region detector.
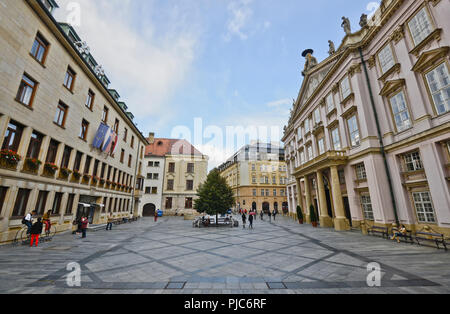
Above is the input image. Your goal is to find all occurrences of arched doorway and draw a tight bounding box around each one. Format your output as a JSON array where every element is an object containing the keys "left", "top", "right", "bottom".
[
  {"left": 262, "top": 202, "right": 270, "bottom": 214},
  {"left": 252, "top": 202, "right": 257, "bottom": 211},
  {"left": 282, "top": 202, "right": 289, "bottom": 214},
  {"left": 143, "top": 203, "right": 156, "bottom": 217}
]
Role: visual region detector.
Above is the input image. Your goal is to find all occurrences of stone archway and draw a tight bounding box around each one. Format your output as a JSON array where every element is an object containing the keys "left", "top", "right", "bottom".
[
  {"left": 143, "top": 203, "right": 156, "bottom": 217},
  {"left": 262, "top": 202, "right": 270, "bottom": 214}
]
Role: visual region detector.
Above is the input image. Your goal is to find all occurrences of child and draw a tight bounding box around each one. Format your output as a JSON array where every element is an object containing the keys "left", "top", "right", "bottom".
[{"left": 30, "top": 218, "right": 43, "bottom": 247}]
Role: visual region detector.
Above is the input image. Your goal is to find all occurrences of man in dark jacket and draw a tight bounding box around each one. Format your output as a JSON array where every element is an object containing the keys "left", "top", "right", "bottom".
[{"left": 30, "top": 218, "right": 43, "bottom": 247}]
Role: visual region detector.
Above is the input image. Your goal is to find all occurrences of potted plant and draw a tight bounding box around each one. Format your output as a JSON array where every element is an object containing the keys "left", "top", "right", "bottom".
[
  {"left": 59, "top": 167, "right": 72, "bottom": 179},
  {"left": 0, "top": 149, "right": 21, "bottom": 169},
  {"left": 43, "top": 163, "right": 58, "bottom": 176},
  {"left": 99, "top": 178, "right": 106, "bottom": 185},
  {"left": 72, "top": 170, "right": 81, "bottom": 181},
  {"left": 92, "top": 176, "right": 99, "bottom": 185},
  {"left": 82, "top": 174, "right": 91, "bottom": 184},
  {"left": 296, "top": 206, "right": 304, "bottom": 224},
  {"left": 310, "top": 205, "right": 318, "bottom": 228},
  {"left": 24, "top": 158, "right": 42, "bottom": 173}
]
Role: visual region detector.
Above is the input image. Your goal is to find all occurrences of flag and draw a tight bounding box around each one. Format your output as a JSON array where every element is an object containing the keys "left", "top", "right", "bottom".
[
  {"left": 110, "top": 132, "right": 118, "bottom": 156},
  {"left": 102, "top": 127, "right": 113, "bottom": 153},
  {"left": 92, "top": 123, "right": 109, "bottom": 149}
]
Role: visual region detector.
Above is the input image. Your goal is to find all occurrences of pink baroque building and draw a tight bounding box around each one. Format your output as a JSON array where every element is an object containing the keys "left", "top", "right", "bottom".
[{"left": 282, "top": 0, "right": 450, "bottom": 236}]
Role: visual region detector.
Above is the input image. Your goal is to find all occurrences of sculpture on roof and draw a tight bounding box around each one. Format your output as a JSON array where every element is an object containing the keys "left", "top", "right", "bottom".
[
  {"left": 328, "top": 40, "right": 336, "bottom": 56},
  {"left": 341, "top": 17, "right": 351, "bottom": 35},
  {"left": 360, "top": 13, "right": 368, "bottom": 28},
  {"left": 301, "top": 49, "right": 318, "bottom": 76}
]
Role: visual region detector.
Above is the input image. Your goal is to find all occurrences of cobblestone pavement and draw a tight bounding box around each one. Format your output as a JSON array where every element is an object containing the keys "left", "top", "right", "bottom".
[{"left": 0, "top": 216, "right": 449, "bottom": 294}]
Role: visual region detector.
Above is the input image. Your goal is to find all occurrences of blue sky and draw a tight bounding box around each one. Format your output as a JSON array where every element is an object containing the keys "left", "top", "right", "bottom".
[{"left": 55, "top": 0, "right": 379, "bottom": 168}]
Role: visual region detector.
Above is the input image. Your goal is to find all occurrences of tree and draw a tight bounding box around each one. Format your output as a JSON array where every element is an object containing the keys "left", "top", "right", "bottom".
[
  {"left": 296, "top": 206, "right": 304, "bottom": 224},
  {"left": 194, "top": 169, "right": 235, "bottom": 226}
]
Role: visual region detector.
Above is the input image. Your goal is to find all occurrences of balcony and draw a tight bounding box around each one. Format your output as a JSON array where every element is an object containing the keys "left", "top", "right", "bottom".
[
  {"left": 134, "top": 189, "right": 143, "bottom": 198},
  {"left": 293, "top": 150, "right": 348, "bottom": 176}
]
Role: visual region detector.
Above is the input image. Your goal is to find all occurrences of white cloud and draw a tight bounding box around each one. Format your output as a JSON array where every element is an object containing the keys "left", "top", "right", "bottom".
[
  {"left": 266, "top": 98, "right": 292, "bottom": 108},
  {"left": 55, "top": 0, "right": 200, "bottom": 130},
  {"left": 225, "top": 0, "right": 254, "bottom": 41}
]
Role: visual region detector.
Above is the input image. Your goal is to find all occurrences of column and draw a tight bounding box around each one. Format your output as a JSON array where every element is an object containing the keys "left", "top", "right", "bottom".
[
  {"left": 304, "top": 175, "right": 312, "bottom": 224},
  {"left": 0, "top": 115, "right": 10, "bottom": 140},
  {"left": 17, "top": 126, "right": 33, "bottom": 170},
  {"left": 330, "top": 165, "right": 350, "bottom": 231},
  {"left": 317, "top": 170, "right": 333, "bottom": 228},
  {"left": 295, "top": 177, "right": 304, "bottom": 221},
  {"left": 38, "top": 136, "right": 51, "bottom": 176}
]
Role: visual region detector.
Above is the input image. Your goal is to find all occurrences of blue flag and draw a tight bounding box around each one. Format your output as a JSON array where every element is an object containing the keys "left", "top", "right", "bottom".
[{"left": 92, "top": 123, "right": 109, "bottom": 149}]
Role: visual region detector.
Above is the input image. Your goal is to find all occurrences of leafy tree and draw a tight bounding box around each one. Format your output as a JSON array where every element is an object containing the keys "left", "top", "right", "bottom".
[{"left": 194, "top": 169, "right": 235, "bottom": 226}]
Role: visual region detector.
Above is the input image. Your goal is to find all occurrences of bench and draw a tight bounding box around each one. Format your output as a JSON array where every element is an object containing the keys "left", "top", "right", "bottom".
[
  {"left": 367, "top": 225, "right": 389, "bottom": 239},
  {"left": 391, "top": 227, "right": 414, "bottom": 244},
  {"left": 415, "top": 232, "right": 447, "bottom": 251}
]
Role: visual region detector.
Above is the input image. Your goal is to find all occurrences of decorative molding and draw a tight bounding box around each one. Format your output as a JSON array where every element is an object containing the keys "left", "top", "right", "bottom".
[
  {"left": 429, "top": 0, "right": 441, "bottom": 7},
  {"left": 390, "top": 25, "right": 405, "bottom": 44},
  {"left": 340, "top": 93, "right": 355, "bottom": 107},
  {"left": 348, "top": 63, "right": 362, "bottom": 77},
  {"left": 367, "top": 55, "right": 376, "bottom": 69},
  {"left": 409, "top": 28, "right": 442, "bottom": 57},
  {"left": 379, "top": 79, "right": 406, "bottom": 97},
  {"left": 378, "top": 63, "right": 401, "bottom": 83},
  {"left": 411, "top": 46, "right": 450, "bottom": 73}
]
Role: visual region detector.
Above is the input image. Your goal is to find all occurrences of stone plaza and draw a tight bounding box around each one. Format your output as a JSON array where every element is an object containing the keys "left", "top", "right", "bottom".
[{"left": 0, "top": 216, "right": 449, "bottom": 294}]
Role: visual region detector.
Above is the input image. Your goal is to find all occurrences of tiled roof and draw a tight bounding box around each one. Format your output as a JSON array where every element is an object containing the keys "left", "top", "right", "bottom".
[{"left": 145, "top": 139, "right": 204, "bottom": 157}]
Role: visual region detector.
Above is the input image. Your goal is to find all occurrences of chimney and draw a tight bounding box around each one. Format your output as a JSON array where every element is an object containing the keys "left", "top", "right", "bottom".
[{"left": 148, "top": 132, "right": 155, "bottom": 144}]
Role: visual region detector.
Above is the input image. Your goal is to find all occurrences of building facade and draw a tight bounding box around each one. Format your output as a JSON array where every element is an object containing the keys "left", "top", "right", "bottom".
[
  {"left": 0, "top": 0, "right": 148, "bottom": 243},
  {"left": 218, "top": 142, "right": 288, "bottom": 214},
  {"left": 282, "top": 0, "right": 450, "bottom": 236},
  {"left": 138, "top": 136, "right": 208, "bottom": 217}
]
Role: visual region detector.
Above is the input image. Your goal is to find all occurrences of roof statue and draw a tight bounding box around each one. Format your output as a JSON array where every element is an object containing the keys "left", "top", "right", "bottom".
[
  {"left": 301, "top": 49, "right": 318, "bottom": 76},
  {"left": 341, "top": 17, "right": 351, "bottom": 35},
  {"left": 360, "top": 13, "right": 368, "bottom": 28},
  {"left": 328, "top": 40, "right": 336, "bottom": 56}
]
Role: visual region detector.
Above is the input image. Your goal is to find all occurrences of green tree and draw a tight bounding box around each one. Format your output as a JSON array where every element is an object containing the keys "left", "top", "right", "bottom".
[{"left": 194, "top": 169, "right": 235, "bottom": 226}]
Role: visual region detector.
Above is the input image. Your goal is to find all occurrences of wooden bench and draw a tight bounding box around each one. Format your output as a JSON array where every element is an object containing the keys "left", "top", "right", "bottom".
[
  {"left": 391, "top": 227, "right": 414, "bottom": 244},
  {"left": 367, "top": 225, "right": 389, "bottom": 239},
  {"left": 415, "top": 231, "right": 447, "bottom": 251}
]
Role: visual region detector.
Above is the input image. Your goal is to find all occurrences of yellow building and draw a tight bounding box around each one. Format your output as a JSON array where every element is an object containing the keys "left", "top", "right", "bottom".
[{"left": 218, "top": 142, "right": 288, "bottom": 214}]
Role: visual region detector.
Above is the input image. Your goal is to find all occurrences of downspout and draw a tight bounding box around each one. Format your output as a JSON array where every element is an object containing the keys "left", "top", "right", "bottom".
[
  {"left": 358, "top": 47, "right": 400, "bottom": 226},
  {"left": 132, "top": 140, "right": 140, "bottom": 217}
]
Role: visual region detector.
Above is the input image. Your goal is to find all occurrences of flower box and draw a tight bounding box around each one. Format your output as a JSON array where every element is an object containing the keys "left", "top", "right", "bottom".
[
  {"left": 82, "top": 174, "right": 91, "bottom": 184},
  {"left": 72, "top": 170, "right": 82, "bottom": 181},
  {"left": 0, "top": 150, "right": 21, "bottom": 170},
  {"left": 24, "top": 158, "right": 42, "bottom": 173},
  {"left": 43, "top": 163, "right": 58, "bottom": 177},
  {"left": 59, "top": 167, "right": 72, "bottom": 179}
]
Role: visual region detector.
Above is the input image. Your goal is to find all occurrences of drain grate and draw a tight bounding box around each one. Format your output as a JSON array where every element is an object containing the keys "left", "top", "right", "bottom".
[
  {"left": 165, "top": 282, "right": 186, "bottom": 290},
  {"left": 266, "top": 282, "right": 286, "bottom": 289}
]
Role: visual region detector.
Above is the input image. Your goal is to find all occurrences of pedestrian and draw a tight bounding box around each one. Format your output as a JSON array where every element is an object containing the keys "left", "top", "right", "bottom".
[
  {"left": 273, "top": 210, "right": 277, "bottom": 221},
  {"left": 154, "top": 209, "right": 159, "bottom": 222},
  {"left": 80, "top": 216, "right": 89, "bottom": 239},
  {"left": 248, "top": 214, "right": 254, "bottom": 229},
  {"left": 268, "top": 210, "right": 272, "bottom": 222},
  {"left": 22, "top": 210, "right": 36, "bottom": 235},
  {"left": 242, "top": 213, "right": 247, "bottom": 229},
  {"left": 42, "top": 210, "right": 52, "bottom": 236},
  {"left": 106, "top": 213, "right": 113, "bottom": 231},
  {"left": 260, "top": 211, "right": 264, "bottom": 221},
  {"left": 30, "top": 218, "right": 43, "bottom": 247}
]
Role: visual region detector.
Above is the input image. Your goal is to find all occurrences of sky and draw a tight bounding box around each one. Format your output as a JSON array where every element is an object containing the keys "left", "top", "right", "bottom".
[{"left": 54, "top": 0, "right": 380, "bottom": 169}]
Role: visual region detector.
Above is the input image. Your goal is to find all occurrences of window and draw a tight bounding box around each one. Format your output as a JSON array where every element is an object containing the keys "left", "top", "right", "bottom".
[
  {"left": 307, "top": 145, "right": 313, "bottom": 160},
  {"left": 185, "top": 198, "right": 193, "bottom": 209},
  {"left": 252, "top": 176, "right": 256, "bottom": 184},
  {"left": 153, "top": 173, "right": 159, "bottom": 180},
  {"left": 93, "top": 160, "right": 100, "bottom": 177},
  {"left": 261, "top": 189, "right": 265, "bottom": 196},
  {"left": 331, "top": 127, "right": 341, "bottom": 151},
  {"left": 167, "top": 179, "right": 174, "bottom": 191},
  {"left": 84, "top": 156, "right": 92, "bottom": 175},
  {"left": 25, "top": 131, "right": 42, "bottom": 159},
  {"left": 252, "top": 164, "right": 256, "bottom": 171},
  {"left": 389, "top": 91, "right": 412, "bottom": 132},
  {"left": 360, "top": 194, "right": 374, "bottom": 220},
  {"left": 63, "top": 67, "right": 76, "bottom": 91},
  {"left": 425, "top": 63, "right": 449, "bottom": 115},
  {"left": 186, "top": 180, "right": 194, "bottom": 191},
  {"left": 12, "top": 189, "right": 31, "bottom": 217},
  {"left": 61, "top": 146, "right": 72, "bottom": 169},
  {"left": 273, "top": 189, "right": 277, "bottom": 196},
  {"left": 45, "top": 139, "right": 59, "bottom": 164},
  {"left": 297, "top": 127, "right": 302, "bottom": 141},
  {"left": 403, "top": 151, "right": 423, "bottom": 172},
  {"left": 300, "top": 150, "right": 305, "bottom": 164},
  {"left": 152, "top": 187, "right": 157, "bottom": 194},
  {"left": 2, "top": 121, "right": 24, "bottom": 152},
  {"left": 347, "top": 115, "right": 360, "bottom": 147},
  {"left": 114, "top": 119, "right": 120, "bottom": 134},
  {"left": 280, "top": 189, "right": 285, "bottom": 197},
  {"left": 407, "top": 7, "right": 434, "bottom": 46},
  {"left": 313, "top": 108, "right": 321, "bottom": 125},
  {"left": 165, "top": 197, "right": 173, "bottom": 209},
  {"left": 326, "top": 93, "right": 335, "bottom": 113},
  {"left": 51, "top": 192, "right": 63, "bottom": 215},
  {"left": 80, "top": 120, "right": 89, "bottom": 140},
  {"left": 35, "top": 191, "right": 49, "bottom": 215},
  {"left": 123, "top": 128, "right": 128, "bottom": 142},
  {"left": 340, "top": 76, "right": 351, "bottom": 100},
  {"left": 187, "top": 163, "right": 194, "bottom": 173},
  {"left": 16, "top": 74, "right": 38, "bottom": 107},
  {"left": 378, "top": 44, "right": 395, "bottom": 74},
  {"left": 355, "top": 163, "right": 367, "bottom": 180},
  {"left": 66, "top": 194, "right": 75, "bottom": 215},
  {"left": 128, "top": 155, "right": 132, "bottom": 168},
  {"left": 54, "top": 101, "right": 68, "bottom": 127},
  {"left": 168, "top": 162, "right": 175, "bottom": 173},
  {"left": 253, "top": 189, "right": 257, "bottom": 196},
  {"left": 304, "top": 119, "right": 310, "bottom": 134},
  {"left": 30, "top": 33, "right": 49, "bottom": 64},
  {"left": 102, "top": 106, "right": 109, "bottom": 124},
  {"left": 413, "top": 192, "right": 436, "bottom": 223},
  {"left": 338, "top": 170, "right": 346, "bottom": 184},
  {"left": 145, "top": 187, "right": 151, "bottom": 194},
  {"left": 73, "top": 151, "right": 83, "bottom": 172},
  {"left": 318, "top": 138, "right": 325, "bottom": 155},
  {"left": 0, "top": 187, "right": 7, "bottom": 215},
  {"left": 131, "top": 136, "right": 135, "bottom": 148},
  {"left": 86, "top": 90, "right": 95, "bottom": 110},
  {"left": 120, "top": 149, "right": 125, "bottom": 163},
  {"left": 266, "top": 189, "right": 270, "bottom": 197},
  {"left": 155, "top": 162, "right": 160, "bottom": 167}
]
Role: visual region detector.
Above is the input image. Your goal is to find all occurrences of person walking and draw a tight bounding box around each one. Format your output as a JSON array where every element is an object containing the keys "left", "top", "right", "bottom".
[
  {"left": 268, "top": 210, "right": 272, "bottom": 222},
  {"left": 42, "top": 210, "right": 52, "bottom": 236},
  {"left": 80, "top": 216, "right": 89, "bottom": 239},
  {"left": 260, "top": 211, "right": 264, "bottom": 221},
  {"left": 154, "top": 209, "right": 159, "bottom": 222},
  {"left": 30, "top": 218, "right": 43, "bottom": 247},
  {"left": 248, "top": 214, "right": 254, "bottom": 229},
  {"left": 23, "top": 211, "right": 36, "bottom": 235},
  {"left": 273, "top": 210, "right": 277, "bottom": 221},
  {"left": 106, "top": 213, "right": 113, "bottom": 231},
  {"left": 242, "top": 213, "right": 247, "bottom": 229}
]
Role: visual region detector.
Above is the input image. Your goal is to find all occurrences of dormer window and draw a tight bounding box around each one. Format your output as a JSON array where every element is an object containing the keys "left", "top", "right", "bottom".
[{"left": 41, "top": 0, "right": 58, "bottom": 14}]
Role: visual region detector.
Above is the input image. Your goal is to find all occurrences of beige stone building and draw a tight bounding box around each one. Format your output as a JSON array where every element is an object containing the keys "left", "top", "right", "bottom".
[
  {"left": 282, "top": 0, "right": 450, "bottom": 236},
  {"left": 0, "top": 0, "right": 148, "bottom": 243},
  {"left": 218, "top": 142, "right": 288, "bottom": 214}
]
